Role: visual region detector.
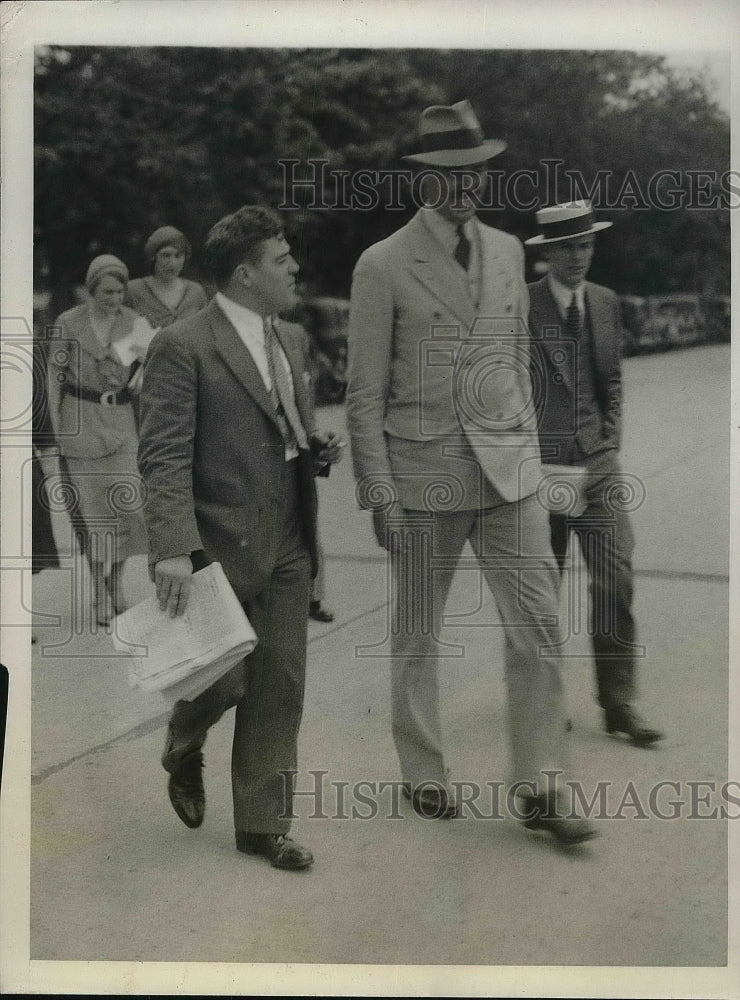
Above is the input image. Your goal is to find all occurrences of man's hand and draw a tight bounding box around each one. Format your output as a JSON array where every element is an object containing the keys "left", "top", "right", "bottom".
[
  {"left": 311, "top": 430, "right": 346, "bottom": 466},
  {"left": 154, "top": 554, "right": 193, "bottom": 617},
  {"left": 372, "top": 503, "right": 408, "bottom": 552}
]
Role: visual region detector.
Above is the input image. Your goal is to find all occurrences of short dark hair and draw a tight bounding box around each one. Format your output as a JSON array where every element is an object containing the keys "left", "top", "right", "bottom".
[{"left": 203, "top": 206, "right": 284, "bottom": 287}]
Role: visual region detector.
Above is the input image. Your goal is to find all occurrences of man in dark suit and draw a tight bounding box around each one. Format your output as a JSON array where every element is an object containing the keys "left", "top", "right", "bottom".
[
  {"left": 526, "top": 200, "right": 663, "bottom": 748},
  {"left": 138, "top": 205, "right": 343, "bottom": 870},
  {"left": 346, "top": 101, "right": 596, "bottom": 845}
]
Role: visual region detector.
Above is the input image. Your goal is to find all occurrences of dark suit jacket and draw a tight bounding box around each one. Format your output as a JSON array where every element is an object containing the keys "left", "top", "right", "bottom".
[
  {"left": 527, "top": 277, "right": 623, "bottom": 456},
  {"left": 137, "top": 298, "right": 320, "bottom": 603}
]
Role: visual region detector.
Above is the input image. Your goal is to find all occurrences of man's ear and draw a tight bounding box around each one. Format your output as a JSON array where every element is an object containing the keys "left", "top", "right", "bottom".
[{"left": 235, "top": 262, "right": 253, "bottom": 288}]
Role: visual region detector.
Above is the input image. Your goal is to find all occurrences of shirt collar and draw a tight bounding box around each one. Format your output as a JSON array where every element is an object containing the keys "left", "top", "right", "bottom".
[
  {"left": 548, "top": 273, "right": 586, "bottom": 316},
  {"left": 421, "top": 208, "right": 475, "bottom": 253},
  {"left": 215, "top": 290, "right": 266, "bottom": 338}
]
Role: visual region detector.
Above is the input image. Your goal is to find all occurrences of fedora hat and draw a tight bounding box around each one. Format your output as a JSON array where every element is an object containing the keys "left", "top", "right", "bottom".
[
  {"left": 402, "top": 99, "right": 507, "bottom": 167},
  {"left": 525, "top": 200, "right": 613, "bottom": 245}
]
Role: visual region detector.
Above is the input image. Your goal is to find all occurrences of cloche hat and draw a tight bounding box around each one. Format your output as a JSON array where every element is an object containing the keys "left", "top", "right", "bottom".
[
  {"left": 144, "top": 225, "right": 191, "bottom": 262},
  {"left": 85, "top": 254, "right": 129, "bottom": 290}
]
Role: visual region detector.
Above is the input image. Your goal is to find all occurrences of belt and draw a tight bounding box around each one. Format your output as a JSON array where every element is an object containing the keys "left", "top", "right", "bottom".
[{"left": 60, "top": 383, "right": 134, "bottom": 406}]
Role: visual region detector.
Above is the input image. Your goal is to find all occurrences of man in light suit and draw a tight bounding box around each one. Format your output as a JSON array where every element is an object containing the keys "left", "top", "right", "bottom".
[
  {"left": 346, "top": 101, "right": 596, "bottom": 844},
  {"left": 526, "top": 201, "right": 663, "bottom": 747},
  {"left": 138, "top": 206, "right": 343, "bottom": 871}
]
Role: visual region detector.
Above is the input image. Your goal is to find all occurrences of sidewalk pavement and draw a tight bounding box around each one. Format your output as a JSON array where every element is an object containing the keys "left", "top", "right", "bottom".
[{"left": 24, "top": 347, "right": 734, "bottom": 985}]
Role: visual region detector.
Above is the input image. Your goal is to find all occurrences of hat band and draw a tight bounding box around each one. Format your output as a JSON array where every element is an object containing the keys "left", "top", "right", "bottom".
[
  {"left": 419, "top": 124, "right": 485, "bottom": 153},
  {"left": 540, "top": 211, "right": 595, "bottom": 240}
]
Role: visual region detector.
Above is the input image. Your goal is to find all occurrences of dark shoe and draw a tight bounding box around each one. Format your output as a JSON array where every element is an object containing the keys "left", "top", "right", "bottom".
[
  {"left": 162, "top": 726, "right": 205, "bottom": 829},
  {"left": 309, "top": 600, "right": 335, "bottom": 623},
  {"left": 520, "top": 794, "right": 598, "bottom": 846},
  {"left": 235, "top": 831, "right": 314, "bottom": 870},
  {"left": 402, "top": 784, "right": 459, "bottom": 819},
  {"left": 167, "top": 751, "right": 205, "bottom": 828},
  {"left": 604, "top": 705, "right": 663, "bottom": 748}
]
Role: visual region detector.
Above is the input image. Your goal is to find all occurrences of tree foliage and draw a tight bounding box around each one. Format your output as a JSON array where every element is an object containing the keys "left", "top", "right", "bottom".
[{"left": 34, "top": 46, "right": 729, "bottom": 309}]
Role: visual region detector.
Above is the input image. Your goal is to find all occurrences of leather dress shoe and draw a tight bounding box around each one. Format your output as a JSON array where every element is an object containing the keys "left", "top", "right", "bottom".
[
  {"left": 235, "top": 831, "right": 314, "bottom": 870},
  {"left": 309, "top": 601, "right": 335, "bottom": 623},
  {"left": 162, "top": 727, "right": 205, "bottom": 829},
  {"left": 166, "top": 750, "right": 205, "bottom": 828},
  {"left": 604, "top": 705, "right": 663, "bottom": 748},
  {"left": 520, "top": 794, "right": 598, "bottom": 846},
  {"left": 402, "top": 784, "right": 459, "bottom": 819}
]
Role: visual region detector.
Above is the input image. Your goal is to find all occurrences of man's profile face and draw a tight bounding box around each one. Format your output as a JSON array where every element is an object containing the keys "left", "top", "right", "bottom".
[
  {"left": 427, "top": 162, "right": 489, "bottom": 224},
  {"left": 242, "top": 235, "right": 299, "bottom": 314},
  {"left": 544, "top": 234, "right": 595, "bottom": 289}
]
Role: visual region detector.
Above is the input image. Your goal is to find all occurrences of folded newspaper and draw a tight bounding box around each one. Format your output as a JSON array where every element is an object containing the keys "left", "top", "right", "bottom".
[{"left": 113, "top": 562, "right": 257, "bottom": 704}]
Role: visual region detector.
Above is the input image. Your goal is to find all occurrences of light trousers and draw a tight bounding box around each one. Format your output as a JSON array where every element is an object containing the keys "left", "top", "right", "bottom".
[{"left": 390, "top": 493, "right": 567, "bottom": 791}]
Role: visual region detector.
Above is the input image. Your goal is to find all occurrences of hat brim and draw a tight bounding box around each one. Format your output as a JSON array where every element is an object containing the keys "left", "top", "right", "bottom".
[
  {"left": 524, "top": 220, "right": 613, "bottom": 246},
  {"left": 402, "top": 139, "right": 507, "bottom": 167}
]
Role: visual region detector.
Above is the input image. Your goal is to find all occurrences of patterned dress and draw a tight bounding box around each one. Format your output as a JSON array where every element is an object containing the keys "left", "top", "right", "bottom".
[
  {"left": 47, "top": 304, "right": 151, "bottom": 563},
  {"left": 125, "top": 277, "right": 207, "bottom": 329}
]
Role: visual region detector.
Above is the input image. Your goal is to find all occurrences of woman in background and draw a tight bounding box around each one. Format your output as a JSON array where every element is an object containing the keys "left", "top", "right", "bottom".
[
  {"left": 126, "top": 225, "right": 207, "bottom": 329},
  {"left": 48, "top": 255, "right": 153, "bottom": 626}
]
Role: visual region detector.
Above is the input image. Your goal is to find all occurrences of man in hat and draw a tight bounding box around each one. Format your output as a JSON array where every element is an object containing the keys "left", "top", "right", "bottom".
[
  {"left": 526, "top": 200, "right": 663, "bottom": 747},
  {"left": 346, "top": 101, "right": 596, "bottom": 844}
]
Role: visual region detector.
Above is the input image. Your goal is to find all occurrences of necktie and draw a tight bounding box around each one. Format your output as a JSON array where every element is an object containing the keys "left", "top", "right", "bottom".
[
  {"left": 454, "top": 224, "right": 471, "bottom": 271},
  {"left": 565, "top": 292, "right": 582, "bottom": 339},
  {"left": 263, "top": 316, "right": 308, "bottom": 450}
]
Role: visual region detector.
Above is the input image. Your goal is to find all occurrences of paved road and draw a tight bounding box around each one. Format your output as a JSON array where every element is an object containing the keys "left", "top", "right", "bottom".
[{"left": 13, "top": 344, "right": 735, "bottom": 992}]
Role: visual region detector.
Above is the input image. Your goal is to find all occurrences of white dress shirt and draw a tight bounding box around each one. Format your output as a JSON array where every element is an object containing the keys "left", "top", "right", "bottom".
[
  {"left": 215, "top": 291, "right": 299, "bottom": 460},
  {"left": 547, "top": 273, "right": 586, "bottom": 321}
]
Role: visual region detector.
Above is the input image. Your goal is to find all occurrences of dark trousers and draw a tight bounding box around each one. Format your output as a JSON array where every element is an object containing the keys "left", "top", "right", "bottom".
[
  {"left": 168, "top": 460, "right": 312, "bottom": 834},
  {"left": 549, "top": 464, "right": 637, "bottom": 711}
]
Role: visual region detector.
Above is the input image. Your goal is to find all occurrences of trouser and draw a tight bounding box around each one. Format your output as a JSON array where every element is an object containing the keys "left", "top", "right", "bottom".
[
  {"left": 167, "top": 460, "right": 312, "bottom": 834},
  {"left": 311, "top": 536, "right": 326, "bottom": 604},
  {"left": 549, "top": 468, "right": 637, "bottom": 711},
  {"left": 390, "top": 493, "right": 567, "bottom": 792}
]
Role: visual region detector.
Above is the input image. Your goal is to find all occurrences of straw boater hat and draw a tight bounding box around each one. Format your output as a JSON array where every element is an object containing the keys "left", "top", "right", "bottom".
[
  {"left": 402, "top": 99, "right": 507, "bottom": 167},
  {"left": 525, "top": 200, "right": 613, "bottom": 245}
]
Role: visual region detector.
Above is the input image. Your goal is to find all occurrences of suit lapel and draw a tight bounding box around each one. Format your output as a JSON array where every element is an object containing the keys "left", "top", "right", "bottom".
[
  {"left": 584, "top": 283, "right": 613, "bottom": 378},
  {"left": 273, "top": 321, "right": 313, "bottom": 439},
  {"left": 209, "top": 299, "right": 281, "bottom": 430},
  {"left": 405, "top": 212, "right": 476, "bottom": 328},
  {"left": 476, "top": 222, "right": 513, "bottom": 317}
]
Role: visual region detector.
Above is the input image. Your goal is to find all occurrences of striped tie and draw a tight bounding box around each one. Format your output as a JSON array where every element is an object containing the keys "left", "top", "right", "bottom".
[
  {"left": 566, "top": 292, "right": 582, "bottom": 339},
  {"left": 263, "top": 316, "right": 308, "bottom": 450}
]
